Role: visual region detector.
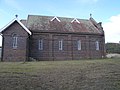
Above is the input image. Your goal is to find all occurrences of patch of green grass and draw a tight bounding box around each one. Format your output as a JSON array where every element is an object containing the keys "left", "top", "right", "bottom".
[{"left": 0, "top": 59, "right": 120, "bottom": 90}]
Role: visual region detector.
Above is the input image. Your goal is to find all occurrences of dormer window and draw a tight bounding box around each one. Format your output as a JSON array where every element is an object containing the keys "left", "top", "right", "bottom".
[
  {"left": 50, "top": 16, "right": 61, "bottom": 22},
  {"left": 71, "top": 18, "right": 80, "bottom": 23},
  {"left": 12, "top": 34, "right": 18, "bottom": 49}
]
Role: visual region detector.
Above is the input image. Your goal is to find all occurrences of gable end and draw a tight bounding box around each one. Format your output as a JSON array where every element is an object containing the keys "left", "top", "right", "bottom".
[{"left": 1, "top": 18, "right": 32, "bottom": 35}]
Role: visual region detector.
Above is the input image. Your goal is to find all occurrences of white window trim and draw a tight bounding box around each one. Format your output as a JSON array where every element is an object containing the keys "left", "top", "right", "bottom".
[
  {"left": 13, "top": 36, "right": 18, "bottom": 49},
  {"left": 59, "top": 40, "right": 63, "bottom": 50},
  {"left": 96, "top": 41, "right": 99, "bottom": 50},
  {"left": 78, "top": 40, "right": 81, "bottom": 50},
  {"left": 38, "top": 39, "right": 43, "bottom": 50}
]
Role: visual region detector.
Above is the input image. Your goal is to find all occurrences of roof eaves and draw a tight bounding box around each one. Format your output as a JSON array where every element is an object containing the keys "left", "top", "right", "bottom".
[
  {"left": 0, "top": 18, "right": 16, "bottom": 32},
  {"left": 17, "top": 20, "right": 32, "bottom": 35},
  {"left": 0, "top": 18, "right": 32, "bottom": 35}
]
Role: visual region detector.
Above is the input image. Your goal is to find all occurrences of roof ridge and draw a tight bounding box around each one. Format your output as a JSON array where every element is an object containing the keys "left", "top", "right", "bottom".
[{"left": 27, "top": 14, "right": 88, "bottom": 21}]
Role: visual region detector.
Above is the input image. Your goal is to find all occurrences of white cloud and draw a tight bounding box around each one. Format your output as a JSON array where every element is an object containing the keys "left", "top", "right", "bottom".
[{"left": 103, "top": 14, "right": 120, "bottom": 43}]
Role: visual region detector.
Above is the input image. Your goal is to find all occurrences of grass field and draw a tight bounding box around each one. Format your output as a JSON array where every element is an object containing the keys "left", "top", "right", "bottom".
[{"left": 0, "top": 59, "right": 120, "bottom": 90}]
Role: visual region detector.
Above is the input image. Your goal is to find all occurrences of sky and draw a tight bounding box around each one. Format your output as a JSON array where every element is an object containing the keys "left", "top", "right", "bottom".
[{"left": 0, "top": 0, "right": 120, "bottom": 46}]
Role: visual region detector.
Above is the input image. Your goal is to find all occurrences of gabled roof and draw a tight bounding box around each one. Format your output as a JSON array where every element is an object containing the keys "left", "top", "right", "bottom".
[
  {"left": 1, "top": 18, "right": 32, "bottom": 35},
  {"left": 26, "top": 15, "right": 104, "bottom": 34}
]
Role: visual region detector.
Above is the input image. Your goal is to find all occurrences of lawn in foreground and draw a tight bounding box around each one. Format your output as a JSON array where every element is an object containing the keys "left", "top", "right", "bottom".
[{"left": 0, "top": 59, "right": 120, "bottom": 90}]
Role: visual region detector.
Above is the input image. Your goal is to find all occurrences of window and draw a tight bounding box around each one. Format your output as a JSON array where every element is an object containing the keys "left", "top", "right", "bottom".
[
  {"left": 77, "top": 40, "right": 81, "bottom": 50},
  {"left": 38, "top": 39, "right": 43, "bottom": 50},
  {"left": 59, "top": 40, "right": 63, "bottom": 50},
  {"left": 12, "top": 34, "right": 18, "bottom": 49},
  {"left": 96, "top": 41, "right": 99, "bottom": 50}
]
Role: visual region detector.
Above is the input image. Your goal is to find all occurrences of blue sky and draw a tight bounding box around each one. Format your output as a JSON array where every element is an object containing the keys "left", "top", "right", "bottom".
[{"left": 0, "top": 0, "right": 120, "bottom": 45}]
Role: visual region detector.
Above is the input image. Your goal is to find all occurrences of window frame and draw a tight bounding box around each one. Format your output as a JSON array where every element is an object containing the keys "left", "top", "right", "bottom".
[
  {"left": 59, "top": 39, "right": 63, "bottom": 50},
  {"left": 95, "top": 41, "right": 99, "bottom": 50},
  {"left": 12, "top": 34, "right": 18, "bottom": 49},
  {"left": 38, "top": 39, "right": 43, "bottom": 50},
  {"left": 77, "top": 40, "right": 81, "bottom": 50}
]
